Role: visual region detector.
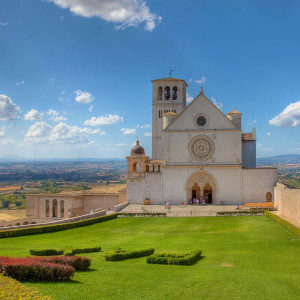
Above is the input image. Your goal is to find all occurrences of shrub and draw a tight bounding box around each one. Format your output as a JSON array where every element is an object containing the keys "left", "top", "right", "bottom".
[
  {"left": 0, "top": 213, "right": 118, "bottom": 239},
  {"left": 105, "top": 248, "right": 154, "bottom": 261},
  {"left": 38, "top": 256, "right": 91, "bottom": 270},
  {"left": 265, "top": 211, "right": 300, "bottom": 237},
  {"left": 30, "top": 249, "right": 64, "bottom": 256},
  {"left": 217, "top": 211, "right": 264, "bottom": 216},
  {"left": 69, "top": 246, "right": 101, "bottom": 255},
  {"left": 0, "top": 274, "right": 51, "bottom": 299},
  {"left": 0, "top": 257, "right": 75, "bottom": 281},
  {"left": 147, "top": 250, "right": 202, "bottom": 266}
]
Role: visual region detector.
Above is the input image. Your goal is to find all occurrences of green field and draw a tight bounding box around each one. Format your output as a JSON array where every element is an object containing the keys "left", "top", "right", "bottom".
[{"left": 0, "top": 216, "right": 299, "bottom": 299}]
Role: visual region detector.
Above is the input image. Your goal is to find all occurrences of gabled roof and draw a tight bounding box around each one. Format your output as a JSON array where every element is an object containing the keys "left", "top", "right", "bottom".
[{"left": 163, "top": 89, "right": 238, "bottom": 131}]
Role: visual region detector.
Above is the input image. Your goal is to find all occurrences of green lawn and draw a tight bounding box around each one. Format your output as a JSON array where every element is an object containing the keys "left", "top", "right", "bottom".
[{"left": 0, "top": 216, "right": 299, "bottom": 299}]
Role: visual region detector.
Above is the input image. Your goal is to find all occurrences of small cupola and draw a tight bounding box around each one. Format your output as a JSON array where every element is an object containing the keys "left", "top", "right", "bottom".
[{"left": 130, "top": 140, "right": 145, "bottom": 156}]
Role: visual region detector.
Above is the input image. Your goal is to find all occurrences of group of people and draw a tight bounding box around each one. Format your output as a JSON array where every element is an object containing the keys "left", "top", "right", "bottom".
[{"left": 191, "top": 197, "right": 207, "bottom": 205}]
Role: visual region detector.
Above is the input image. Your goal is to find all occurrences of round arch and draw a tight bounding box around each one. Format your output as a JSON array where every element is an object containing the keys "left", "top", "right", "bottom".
[{"left": 185, "top": 170, "right": 218, "bottom": 204}]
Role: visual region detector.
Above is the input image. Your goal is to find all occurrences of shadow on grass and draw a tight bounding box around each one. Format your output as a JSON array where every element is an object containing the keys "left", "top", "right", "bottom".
[
  {"left": 77, "top": 268, "right": 97, "bottom": 272},
  {"left": 20, "top": 279, "right": 82, "bottom": 284}
]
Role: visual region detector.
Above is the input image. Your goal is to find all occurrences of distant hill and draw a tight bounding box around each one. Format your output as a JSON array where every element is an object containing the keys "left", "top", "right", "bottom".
[{"left": 257, "top": 154, "right": 300, "bottom": 165}]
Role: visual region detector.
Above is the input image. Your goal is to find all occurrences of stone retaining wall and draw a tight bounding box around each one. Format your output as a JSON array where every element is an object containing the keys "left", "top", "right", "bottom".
[{"left": 274, "top": 182, "right": 300, "bottom": 227}]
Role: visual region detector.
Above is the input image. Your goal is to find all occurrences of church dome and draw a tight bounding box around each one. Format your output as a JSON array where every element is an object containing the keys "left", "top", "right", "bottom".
[{"left": 130, "top": 140, "right": 145, "bottom": 156}]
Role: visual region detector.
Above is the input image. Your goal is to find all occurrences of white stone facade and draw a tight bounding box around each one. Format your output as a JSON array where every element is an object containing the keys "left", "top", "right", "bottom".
[{"left": 126, "top": 77, "right": 278, "bottom": 205}]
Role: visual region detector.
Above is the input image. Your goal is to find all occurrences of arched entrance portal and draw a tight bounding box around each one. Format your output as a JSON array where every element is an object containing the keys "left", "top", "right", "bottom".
[
  {"left": 204, "top": 183, "right": 213, "bottom": 204},
  {"left": 186, "top": 170, "right": 217, "bottom": 204},
  {"left": 192, "top": 183, "right": 200, "bottom": 199}
]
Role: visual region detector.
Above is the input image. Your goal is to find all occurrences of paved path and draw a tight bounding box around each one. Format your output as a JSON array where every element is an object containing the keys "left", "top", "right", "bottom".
[{"left": 120, "top": 204, "right": 238, "bottom": 217}]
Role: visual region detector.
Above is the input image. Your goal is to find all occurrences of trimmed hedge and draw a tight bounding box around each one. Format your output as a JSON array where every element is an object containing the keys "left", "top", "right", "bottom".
[
  {"left": 147, "top": 250, "right": 202, "bottom": 266},
  {"left": 0, "top": 257, "right": 75, "bottom": 281},
  {"left": 37, "top": 256, "right": 91, "bottom": 270},
  {"left": 30, "top": 249, "right": 64, "bottom": 256},
  {"left": 265, "top": 211, "right": 300, "bottom": 237},
  {"left": 118, "top": 213, "right": 166, "bottom": 217},
  {"left": 0, "top": 274, "right": 51, "bottom": 299},
  {"left": 217, "top": 210, "right": 265, "bottom": 216},
  {"left": 105, "top": 248, "right": 154, "bottom": 261},
  {"left": 0, "top": 213, "right": 117, "bottom": 239},
  {"left": 69, "top": 246, "right": 101, "bottom": 255}
]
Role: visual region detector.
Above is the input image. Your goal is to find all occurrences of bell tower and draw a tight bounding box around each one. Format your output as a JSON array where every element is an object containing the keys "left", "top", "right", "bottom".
[{"left": 151, "top": 77, "right": 188, "bottom": 159}]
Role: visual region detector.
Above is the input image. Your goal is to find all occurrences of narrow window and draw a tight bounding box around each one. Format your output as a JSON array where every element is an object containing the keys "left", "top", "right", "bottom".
[
  {"left": 145, "top": 165, "right": 149, "bottom": 172},
  {"left": 172, "top": 86, "right": 177, "bottom": 100},
  {"left": 45, "top": 200, "right": 49, "bottom": 217},
  {"left": 158, "top": 86, "right": 162, "bottom": 100},
  {"left": 52, "top": 199, "right": 57, "bottom": 218},
  {"left": 60, "top": 200, "right": 64, "bottom": 218},
  {"left": 165, "top": 86, "right": 170, "bottom": 100}
]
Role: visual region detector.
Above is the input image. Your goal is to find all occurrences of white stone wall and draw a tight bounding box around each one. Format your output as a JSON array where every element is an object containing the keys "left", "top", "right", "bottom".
[
  {"left": 126, "top": 173, "right": 162, "bottom": 204},
  {"left": 161, "top": 166, "right": 243, "bottom": 205},
  {"left": 242, "top": 168, "right": 278, "bottom": 203},
  {"left": 163, "top": 130, "right": 242, "bottom": 165}
]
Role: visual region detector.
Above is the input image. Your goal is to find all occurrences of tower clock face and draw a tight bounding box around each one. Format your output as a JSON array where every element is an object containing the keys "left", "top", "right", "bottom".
[{"left": 189, "top": 135, "right": 215, "bottom": 160}]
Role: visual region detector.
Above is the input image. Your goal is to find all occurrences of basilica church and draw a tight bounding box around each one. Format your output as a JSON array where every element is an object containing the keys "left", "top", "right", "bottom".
[{"left": 126, "top": 77, "right": 277, "bottom": 205}]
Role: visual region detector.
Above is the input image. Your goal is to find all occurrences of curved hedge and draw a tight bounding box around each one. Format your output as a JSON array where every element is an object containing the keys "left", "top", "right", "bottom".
[
  {"left": 0, "top": 213, "right": 117, "bottom": 239},
  {"left": 0, "top": 274, "right": 51, "bottom": 299},
  {"left": 37, "top": 256, "right": 91, "bottom": 270},
  {"left": 0, "top": 257, "right": 75, "bottom": 281}
]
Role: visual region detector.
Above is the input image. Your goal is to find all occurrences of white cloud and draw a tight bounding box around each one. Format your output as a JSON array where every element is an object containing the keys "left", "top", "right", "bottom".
[
  {"left": 269, "top": 101, "right": 300, "bottom": 127},
  {"left": 136, "top": 124, "right": 151, "bottom": 128},
  {"left": 74, "top": 90, "right": 93, "bottom": 104},
  {"left": 16, "top": 81, "right": 25, "bottom": 85},
  {"left": 249, "top": 120, "right": 257, "bottom": 125},
  {"left": 194, "top": 77, "right": 206, "bottom": 85},
  {"left": 0, "top": 94, "right": 19, "bottom": 121},
  {"left": 0, "top": 22, "right": 8, "bottom": 26},
  {"left": 260, "top": 148, "right": 274, "bottom": 152},
  {"left": 84, "top": 114, "right": 123, "bottom": 126},
  {"left": 144, "top": 132, "right": 152, "bottom": 137},
  {"left": 24, "top": 109, "right": 42, "bottom": 121},
  {"left": 88, "top": 104, "right": 93, "bottom": 112},
  {"left": 59, "top": 91, "right": 65, "bottom": 101},
  {"left": 267, "top": 132, "right": 271, "bottom": 136},
  {"left": 24, "top": 121, "right": 100, "bottom": 144},
  {"left": 48, "top": 0, "right": 161, "bottom": 31},
  {"left": 99, "top": 130, "right": 106, "bottom": 136},
  {"left": 211, "top": 97, "right": 223, "bottom": 110},
  {"left": 47, "top": 109, "right": 67, "bottom": 122},
  {"left": 258, "top": 143, "right": 263, "bottom": 147},
  {"left": 121, "top": 128, "right": 136, "bottom": 135},
  {"left": 186, "top": 93, "right": 193, "bottom": 103}
]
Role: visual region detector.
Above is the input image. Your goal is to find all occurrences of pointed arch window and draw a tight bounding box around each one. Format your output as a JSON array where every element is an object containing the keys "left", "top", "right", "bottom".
[
  {"left": 158, "top": 86, "right": 162, "bottom": 100},
  {"left": 172, "top": 86, "right": 177, "bottom": 100},
  {"left": 165, "top": 86, "right": 170, "bottom": 100}
]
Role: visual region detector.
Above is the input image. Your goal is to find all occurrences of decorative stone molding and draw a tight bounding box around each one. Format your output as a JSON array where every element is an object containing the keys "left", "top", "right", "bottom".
[{"left": 188, "top": 135, "right": 215, "bottom": 161}]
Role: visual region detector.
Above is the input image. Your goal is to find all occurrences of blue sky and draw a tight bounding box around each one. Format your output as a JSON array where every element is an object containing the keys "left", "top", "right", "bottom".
[{"left": 0, "top": 0, "right": 299, "bottom": 159}]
